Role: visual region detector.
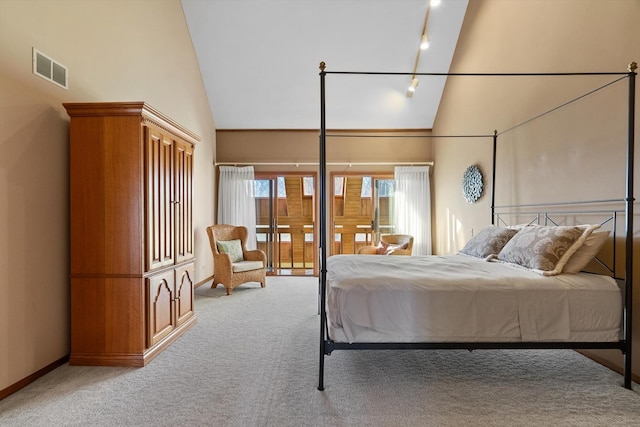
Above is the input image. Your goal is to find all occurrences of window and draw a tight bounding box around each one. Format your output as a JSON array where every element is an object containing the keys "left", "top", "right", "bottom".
[
  {"left": 334, "top": 177, "right": 344, "bottom": 196},
  {"left": 303, "top": 176, "right": 314, "bottom": 196},
  {"left": 254, "top": 179, "right": 270, "bottom": 198}
]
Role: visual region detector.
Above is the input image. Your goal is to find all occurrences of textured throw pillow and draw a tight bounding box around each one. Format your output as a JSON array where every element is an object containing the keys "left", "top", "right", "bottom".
[
  {"left": 497, "top": 224, "right": 600, "bottom": 275},
  {"left": 376, "top": 241, "right": 409, "bottom": 255},
  {"left": 562, "top": 230, "right": 610, "bottom": 273},
  {"left": 506, "top": 223, "right": 534, "bottom": 230},
  {"left": 216, "top": 239, "right": 244, "bottom": 263},
  {"left": 459, "top": 226, "right": 519, "bottom": 259}
]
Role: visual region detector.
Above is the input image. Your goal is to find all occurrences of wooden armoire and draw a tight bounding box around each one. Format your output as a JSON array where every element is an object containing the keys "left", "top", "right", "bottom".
[{"left": 64, "top": 102, "right": 199, "bottom": 366}]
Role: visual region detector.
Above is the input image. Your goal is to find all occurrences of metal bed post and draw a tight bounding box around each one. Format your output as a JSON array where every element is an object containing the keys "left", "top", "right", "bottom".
[
  {"left": 318, "top": 61, "right": 327, "bottom": 391},
  {"left": 623, "top": 62, "right": 636, "bottom": 390},
  {"left": 491, "top": 130, "right": 497, "bottom": 225}
]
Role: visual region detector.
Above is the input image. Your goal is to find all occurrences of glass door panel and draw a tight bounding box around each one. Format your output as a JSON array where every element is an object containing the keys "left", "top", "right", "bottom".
[
  {"left": 330, "top": 174, "right": 393, "bottom": 255},
  {"left": 255, "top": 174, "right": 317, "bottom": 276},
  {"left": 254, "top": 178, "right": 275, "bottom": 274},
  {"left": 373, "top": 178, "right": 396, "bottom": 240},
  {"left": 331, "top": 175, "right": 372, "bottom": 255}
]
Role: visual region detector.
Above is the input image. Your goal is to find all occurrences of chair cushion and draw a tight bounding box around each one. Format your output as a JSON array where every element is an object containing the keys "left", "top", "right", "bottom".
[
  {"left": 217, "top": 239, "right": 244, "bottom": 262},
  {"left": 232, "top": 260, "right": 264, "bottom": 273}
]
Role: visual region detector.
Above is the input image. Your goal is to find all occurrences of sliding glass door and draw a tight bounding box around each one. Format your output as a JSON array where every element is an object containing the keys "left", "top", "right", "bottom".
[
  {"left": 254, "top": 174, "right": 317, "bottom": 275},
  {"left": 331, "top": 173, "right": 394, "bottom": 255},
  {"left": 254, "top": 177, "right": 276, "bottom": 274},
  {"left": 372, "top": 177, "right": 396, "bottom": 242}
]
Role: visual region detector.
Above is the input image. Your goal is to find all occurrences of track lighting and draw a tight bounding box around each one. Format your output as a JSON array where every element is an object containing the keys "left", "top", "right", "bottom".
[
  {"left": 406, "top": 77, "right": 419, "bottom": 98},
  {"left": 420, "top": 33, "right": 430, "bottom": 50},
  {"left": 407, "top": 2, "right": 433, "bottom": 97}
]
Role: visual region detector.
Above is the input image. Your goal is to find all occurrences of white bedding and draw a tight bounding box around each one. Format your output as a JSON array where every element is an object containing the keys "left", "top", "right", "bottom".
[{"left": 326, "top": 254, "right": 622, "bottom": 343}]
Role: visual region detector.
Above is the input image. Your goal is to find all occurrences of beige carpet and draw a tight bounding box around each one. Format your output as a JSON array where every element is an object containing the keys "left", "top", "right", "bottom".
[{"left": 0, "top": 276, "right": 638, "bottom": 426}]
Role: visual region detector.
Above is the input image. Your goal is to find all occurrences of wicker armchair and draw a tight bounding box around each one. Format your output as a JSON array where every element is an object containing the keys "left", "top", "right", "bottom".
[
  {"left": 206, "top": 224, "right": 267, "bottom": 295},
  {"left": 358, "top": 234, "right": 414, "bottom": 255}
]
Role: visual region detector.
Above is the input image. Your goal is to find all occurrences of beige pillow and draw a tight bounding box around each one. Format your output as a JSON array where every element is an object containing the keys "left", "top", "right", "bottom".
[
  {"left": 376, "top": 241, "right": 409, "bottom": 255},
  {"left": 216, "top": 239, "right": 244, "bottom": 263},
  {"left": 459, "top": 226, "right": 519, "bottom": 259},
  {"left": 562, "top": 230, "right": 610, "bottom": 273},
  {"left": 497, "top": 224, "right": 600, "bottom": 275}
]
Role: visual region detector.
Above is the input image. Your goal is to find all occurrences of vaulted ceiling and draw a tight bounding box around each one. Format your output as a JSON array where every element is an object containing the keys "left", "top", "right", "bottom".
[{"left": 181, "top": 0, "right": 468, "bottom": 130}]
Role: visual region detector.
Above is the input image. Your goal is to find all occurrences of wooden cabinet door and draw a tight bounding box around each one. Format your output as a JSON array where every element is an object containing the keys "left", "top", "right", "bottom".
[
  {"left": 175, "top": 263, "right": 195, "bottom": 327},
  {"left": 174, "top": 139, "right": 194, "bottom": 263},
  {"left": 145, "top": 126, "right": 175, "bottom": 271},
  {"left": 146, "top": 270, "right": 175, "bottom": 347}
]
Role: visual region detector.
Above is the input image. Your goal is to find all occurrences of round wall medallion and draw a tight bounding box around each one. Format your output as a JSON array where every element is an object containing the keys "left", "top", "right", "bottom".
[{"left": 462, "top": 165, "right": 483, "bottom": 203}]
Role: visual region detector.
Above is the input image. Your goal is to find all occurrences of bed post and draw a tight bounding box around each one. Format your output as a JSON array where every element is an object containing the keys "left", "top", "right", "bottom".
[
  {"left": 318, "top": 61, "right": 327, "bottom": 391},
  {"left": 623, "top": 62, "right": 636, "bottom": 390},
  {"left": 491, "top": 130, "right": 497, "bottom": 225}
]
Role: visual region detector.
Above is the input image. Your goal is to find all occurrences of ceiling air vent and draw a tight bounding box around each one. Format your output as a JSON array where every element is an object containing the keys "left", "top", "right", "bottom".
[{"left": 32, "top": 48, "right": 68, "bottom": 89}]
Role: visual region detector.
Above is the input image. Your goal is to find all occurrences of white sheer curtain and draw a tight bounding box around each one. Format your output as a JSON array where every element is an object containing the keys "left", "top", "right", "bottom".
[
  {"left": 393, "top": 166, "right": 432, "bottom": 255},
  {"left": 217, "top": 166, "right": 258, "bottom": 250}
]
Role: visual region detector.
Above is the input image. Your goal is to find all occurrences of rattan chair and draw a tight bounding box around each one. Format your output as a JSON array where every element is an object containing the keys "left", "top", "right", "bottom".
[
  {"left": 358, "top": 234, "right": 414, "bottom": 255},
  {"left": 206, "top": 224, "right": 267, "bottom": 295}
]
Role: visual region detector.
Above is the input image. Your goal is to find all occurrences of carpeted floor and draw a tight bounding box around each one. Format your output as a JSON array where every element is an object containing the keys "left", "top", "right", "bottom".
[{"left": 0, "top": 276, "right": 638, "bottom": 426}]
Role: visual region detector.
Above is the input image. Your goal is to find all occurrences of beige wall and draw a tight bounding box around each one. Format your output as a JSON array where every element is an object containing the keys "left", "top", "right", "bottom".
[
  {"left": 433, "top": 0, "right": 639, "bottom": 378},
  {"left": 216, "top": 129, "right": 434, "bottom": 241},
  {"left": 217, "top": 129, "right": 433, "bottom": 169},
  {"left": 0, "top": 0, "right": 215, "bottom": 392}
]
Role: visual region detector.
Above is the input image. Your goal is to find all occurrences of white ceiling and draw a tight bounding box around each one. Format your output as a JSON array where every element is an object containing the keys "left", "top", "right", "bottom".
[{"left": 181, "top": 0, "right": 468, "bottom": 130}]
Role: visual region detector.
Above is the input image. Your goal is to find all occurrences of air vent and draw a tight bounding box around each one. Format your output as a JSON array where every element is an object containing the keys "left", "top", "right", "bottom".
[{"left": 32, "top": 48, "right": 68, "bottom": 89}]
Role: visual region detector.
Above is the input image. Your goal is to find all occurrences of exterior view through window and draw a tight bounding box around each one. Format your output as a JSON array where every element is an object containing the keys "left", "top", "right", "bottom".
[
  {"left": 253, "top": 172, "right": 395, "bottom": 274},
  {"left": 254, "top": 175, "right": 316, "bottom": 275},
  {"left": 332, "top": 174, "right": 395, "bottom": 255}
]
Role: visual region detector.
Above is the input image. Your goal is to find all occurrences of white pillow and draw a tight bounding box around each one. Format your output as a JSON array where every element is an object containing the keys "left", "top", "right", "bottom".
[
  {"left": 562, "top": 230, "right": 610, "bottom": 273},
  {"left": 376, "top": 241, "right": 409, "bottom": 255}
]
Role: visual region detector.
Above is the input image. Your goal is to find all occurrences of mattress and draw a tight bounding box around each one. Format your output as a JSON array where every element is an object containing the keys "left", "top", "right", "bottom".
[{"left": 326, "top": 254, "right": 622, "bottom": 343}]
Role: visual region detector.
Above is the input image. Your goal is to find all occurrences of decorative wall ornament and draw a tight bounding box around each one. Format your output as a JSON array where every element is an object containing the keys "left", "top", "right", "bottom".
[{"left": 462, "top": 164, "right": 484, "bottom": 203}]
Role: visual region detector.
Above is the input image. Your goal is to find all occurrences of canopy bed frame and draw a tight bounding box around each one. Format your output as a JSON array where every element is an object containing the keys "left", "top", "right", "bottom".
[{"left": 317, "top": 62, "right": 637, "bottom": 391}]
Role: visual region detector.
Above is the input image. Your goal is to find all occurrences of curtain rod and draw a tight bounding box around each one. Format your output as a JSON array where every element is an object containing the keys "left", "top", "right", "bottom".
[{"left": 215, "top": 161, "right": 433, "bottom": 167}]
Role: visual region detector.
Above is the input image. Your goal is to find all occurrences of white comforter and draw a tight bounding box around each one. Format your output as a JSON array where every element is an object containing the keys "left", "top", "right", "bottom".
[{"left": 326, "top": 254, "right": 622, "bottom": 343}]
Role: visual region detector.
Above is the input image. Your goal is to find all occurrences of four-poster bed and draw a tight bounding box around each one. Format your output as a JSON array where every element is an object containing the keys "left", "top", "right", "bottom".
[{"left": 317, "top": 62, "right": 636, "bottom": 391}]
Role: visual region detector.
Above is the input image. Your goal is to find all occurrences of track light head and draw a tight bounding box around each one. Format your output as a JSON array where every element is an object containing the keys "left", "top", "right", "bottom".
[
  {"left": 406, "top": 77, "right": 419, "bottom": 98},
  {"left": 420, "top": 34, "right": 430, "bottom": 50}
]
